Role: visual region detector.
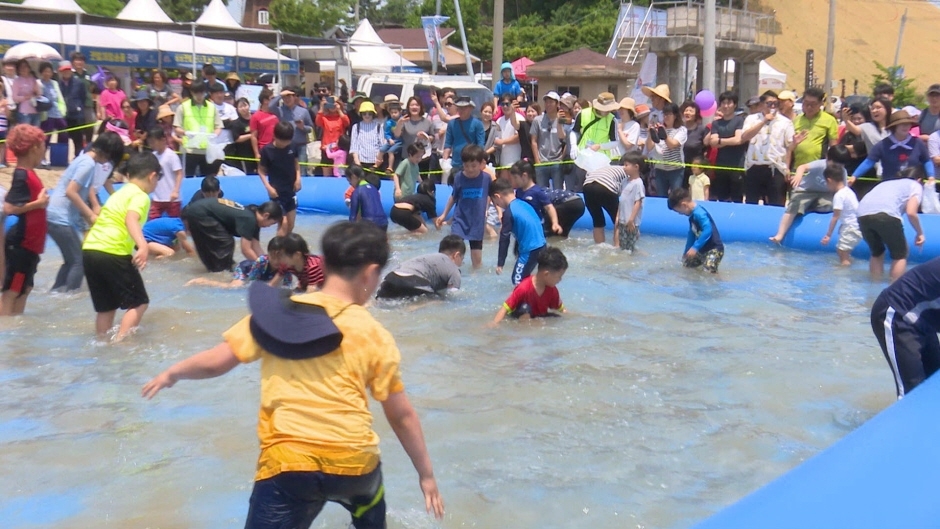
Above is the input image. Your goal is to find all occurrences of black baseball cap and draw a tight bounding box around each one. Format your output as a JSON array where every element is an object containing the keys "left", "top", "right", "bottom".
[
  {"left": 247, "top": 282, "right": 344, "bottom": 360},
  {"left": 928, "top": 84, "right": 940, "bottom": 96}
]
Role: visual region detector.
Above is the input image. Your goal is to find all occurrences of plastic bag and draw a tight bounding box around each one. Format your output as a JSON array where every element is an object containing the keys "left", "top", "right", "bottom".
[
  {"left": 439, "top": 157, "right": 453, "bottom": 176},
  {"left": 206, "top": 142, "right": 226, "bottom": 164},
  {"left": 218, "top": 164, "right": 246, "bottom": 176},
  {"left": 923, "top": 181, "right": 940, "bottom": 214},
  {"left": 574, "top": 148, "right": 612, "bottom": 172}
]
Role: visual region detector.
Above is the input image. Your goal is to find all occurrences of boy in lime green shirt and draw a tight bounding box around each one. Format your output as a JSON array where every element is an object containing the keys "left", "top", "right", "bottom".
[{"left": 82, "top": 152, "right": 160, "bottom": 342}]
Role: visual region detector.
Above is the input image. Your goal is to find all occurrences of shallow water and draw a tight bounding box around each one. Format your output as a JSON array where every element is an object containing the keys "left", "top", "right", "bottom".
[{"left": 0, "top": 215, "right": 896, "bottom": 529}]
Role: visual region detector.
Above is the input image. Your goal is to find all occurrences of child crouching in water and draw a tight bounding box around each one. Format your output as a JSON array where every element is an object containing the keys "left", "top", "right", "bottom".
[
  {"left": 347, "top": 165, "right": 389, "bottom": 232},
  {"left": 81, "top": 152, "right": 160, "bottom": 341},
  {"left": 821, "top": 165, "right": 861, "bottom": 266},
  {"left": 186, "top": 237, "right": 290, "bottom": 289},
  {"left": 667, "top": 187, "right": 725, "bottom": 273},
  {"left": 271, "top": 232, "right": 326, "bottom": 293},
  {"left": 492, "top": 246, "right": 568, "bottom": 324}
]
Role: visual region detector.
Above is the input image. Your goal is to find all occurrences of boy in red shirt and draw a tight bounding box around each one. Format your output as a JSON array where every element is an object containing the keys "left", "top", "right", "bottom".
[
  {"left": 492, "top": 246, "right": 568, "bottom": 324},
  {"left": 250, "top": 88, "right": 279, "bottom": 161},
  {"left": 2, "top": 124, "right": 49, "bottom": 316}
]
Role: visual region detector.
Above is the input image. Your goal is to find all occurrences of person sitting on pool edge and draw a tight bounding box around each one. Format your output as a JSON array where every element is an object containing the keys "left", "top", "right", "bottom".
[
  {"left": 491, "top": 246, "right": 568, "bottom": 324},
  {"left": 142, "top": 220, "right": 445, "bottom": 526},
  {"left": 490, "top": 178, "right": 547, "bottom": 286},
  {"left": 376, "top": 235, "right": 465, "bottom": 299},
  {"left": 667, "top": 187, "right": 725, "bottom": 273},
  {"left": 769, "top": 145, "right": 851, "bottom": 244}
]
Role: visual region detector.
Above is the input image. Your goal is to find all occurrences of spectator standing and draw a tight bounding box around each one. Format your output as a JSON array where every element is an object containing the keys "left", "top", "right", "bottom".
[
  {"left": 144, "top": 70, "right": 180, "bottom": 108},
  {"left": 569, "top": 92, "right": 619, "bottom": 192},
  {"left": 531, "top": 91, "right": 567, "bottom": 189},
  {"left": 69, "top": 52, "right": 96, "bottom": 146},
  {"left": 646, "top": 102, "right": 688, "bottom": 197},
  {"left": 201, "top": 64, "right": 225, "bottom": 92},
  {"left": 97, "top": 76, "right": 127, "bottom": 122},
  {"left": 704, "top": 92, "right": 748, "bottom": 202},
  {"left": 919, "top": 84, "right": 940, "bottom": 140},
  {"left": 777, "top": 90, "right": 797, "bottom": 121},
  {"left": 58, "top": 61, "right": 87, "bottom": 157},
  {"left": 741, "top": 91, "right": 794, "bottom": 206},
  {"left": 12, "top": 59, "right": 41, "bottom": 127},
  {"left": 442, "top": 96, "right": 485, "bottom": 183},
  {"left": 393, "top": 96, "right": 435, "bottom": 174},
  {"left": 314, "top": 96, "right": 350, "bottom": 177},
  {"left": 250, "top": 88, "right": 279, "bottom": 160},
  {"left": 350, "top": 101, "right": 384, "bottom": 175},
  {"left": 173, "top": 81, "right": 222, "bottom": 177},
  {"left": 681, "top": 101, "right": 707, "bottom": 180},
  {"left": 37, "top": 61, "right": 67, "bottom": 166},
  {"left": 792, "top": 87, "right": 839, "bottom": 168},
  {"left": 226, "top": 98, "right": 256, "bottom": 174},
  {"left": 271, "top": 87, "right": 314, "bottom": 176}
]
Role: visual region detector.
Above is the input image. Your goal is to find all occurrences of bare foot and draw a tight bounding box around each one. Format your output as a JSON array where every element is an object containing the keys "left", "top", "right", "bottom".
[
  {"left": 840, "top": 260, "right": 852, "bottom": 266},
  {"left": 769, "top": 236, "right": 782, "bottom": 245}
]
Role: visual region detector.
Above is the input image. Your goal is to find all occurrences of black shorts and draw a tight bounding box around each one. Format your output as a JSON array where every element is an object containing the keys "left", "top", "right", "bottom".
[
  {"left": 859, "top": 213, "right": 907, "bottom": 259},
  {"left": 389, "top": 206, "right": 423, "bottom": 231},
  {"left": 2, "top": 245, "right": 40, "bottom": 294},
  {"left": 549, "top": 196, "right": 585, "bottom": 237},
  {"left": 82, "top": 250, "right": 149, "bottom": 313},
  {"left": 469, "top": 239, "right": 483, "bottom": 251},
  {"left": 275, "top": 193, "right": 298, "bottom": 214},
  {"left": 188, "top": 217, "right": 237, "bottom": 272},
  {"left": 582, "top": 182, "right": 620, "bottom": 229},
  {"left": 376, "top": 272, "right": 435, "bottom": 299}
]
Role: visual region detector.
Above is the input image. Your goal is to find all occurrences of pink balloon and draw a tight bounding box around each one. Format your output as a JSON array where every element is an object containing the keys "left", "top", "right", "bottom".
[{"left": 701, "top": 101, "right": 718, "bottom": 118}]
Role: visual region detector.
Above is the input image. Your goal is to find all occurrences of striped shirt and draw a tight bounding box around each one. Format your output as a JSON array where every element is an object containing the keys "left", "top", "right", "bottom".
[
  {"left": 350, "top": 120, "right": 384, "bottom": 164},
  {"left": 650, "top": 126, "right": 687, "bottom": 170},
  {"left": 584, "top": 165, "right": 629, "bottom": 194},
  {"left": 299, "top": 254, "right": 326, "bottom": 291}
]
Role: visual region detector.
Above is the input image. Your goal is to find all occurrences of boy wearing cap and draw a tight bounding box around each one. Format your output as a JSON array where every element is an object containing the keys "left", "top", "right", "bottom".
[
  {"left": 142, "top": 221, "right": 445, "bottom": 527},
  {"left": 174, "top": 81, "right": 223, "bottom": 177}
]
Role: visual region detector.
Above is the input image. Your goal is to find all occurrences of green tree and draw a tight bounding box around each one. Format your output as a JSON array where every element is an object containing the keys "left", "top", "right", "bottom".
[
  {"left": 157, "top": 0, "right": 211, "bottom": 22},
  {"left": 76, "top": 0, "right": 125, "bottom": 17},
  {"left": 269, "top": 0, "right": 353, "bottom": 37},
  {"left": 870, "top": 61, "right": 925, "bottom": 107},
  {"left": 371, "top": 0, "right": 418, "bottom": 28}
]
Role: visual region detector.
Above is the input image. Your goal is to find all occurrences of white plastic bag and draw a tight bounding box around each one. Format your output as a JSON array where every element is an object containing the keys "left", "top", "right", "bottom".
[
  {"left": 206, "top": 142, "right": 226, "bottom": 164},
  {"left": 439, "top": 157, "right": 453, "bottom": 176},
  {"left": 923, "top": 181, "right": 940, "bottom": 214},
  {"left": 218, "top": 164, "right": 246, "bottom": 176},
  {"left": 574, "top": 148, "right": 612, "bottom": 172}
]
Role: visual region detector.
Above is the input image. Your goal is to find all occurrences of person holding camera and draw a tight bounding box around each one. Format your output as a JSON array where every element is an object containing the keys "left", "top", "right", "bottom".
[{"left": 645, "top": 102, "right": 688, "bottom": 197}]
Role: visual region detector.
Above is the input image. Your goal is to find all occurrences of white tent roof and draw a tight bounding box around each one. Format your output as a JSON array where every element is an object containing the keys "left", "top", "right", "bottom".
[
  {"left": 196, "top": 0, "right": 243, "bottom": 28},
  {"left": 60, "top": 24, "right": 150, "bottom": 50},
  {"left": 759, "top": 60, "right": 787, "bottom": 83},
  {"left": 347, "top": 19, "right": 416, "bottom": 73},
  {"left": 0, "top": 20, "right": 52, "bottom": 43},
  {"left": 21, "top": 0, "right": 84, "bottom": 14},
  {"left": 117, "top": 0, "right": 173, "bottom": 24}
]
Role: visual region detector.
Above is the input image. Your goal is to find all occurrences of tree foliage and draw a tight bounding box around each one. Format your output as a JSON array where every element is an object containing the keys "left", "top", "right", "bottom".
[
  {"left": 75, "top": 0, "right": 125, "bottom": 17},
  {"left": 269, "top": 0, "right": 353, "bottom": 37},
  {"left": 870, "top": 61, "right": 925, "bottom": 108}
]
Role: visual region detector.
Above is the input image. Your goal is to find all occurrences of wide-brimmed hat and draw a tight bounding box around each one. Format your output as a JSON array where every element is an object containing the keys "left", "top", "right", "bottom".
[
  {"left": 359, "top": 101, "right": 377, "bottom": 115},
  {"left": 777, "top": 90, "right": 796, "bottom": 101},
  {"left": 887, "top": 109, "right": 918, "bottom": 129},
  {"left": 592, "top": 92, "right": 620, "bottom": 112},
  {"left": 454, "top": 95, "right": 474, "bottom": 108},
  {"left": 619, "top": 97, "right": 636, "bottom": 113},
  {"left": 156, "top": 104, "right": 174, "bottom": 120},
  {"left": 247, "top": 282, "right": 344, "bottom": 360},
  {"left": 634, "top": 104, "right": 651, "bottom": 118},
  {"left": 383, "top": 94, "right": 400, "bottom": 103},
  {"left": 225, "top": 72, "right": 240, "bottom": 82},
  {"left": 182, "top": 72, "right": 194, "bottom": 81},
  {"left": 641, "top": 84, "right": 672, "bottom": 103},
  {"left": 133, "top": 90, "right": 152, "bottom": 103}
]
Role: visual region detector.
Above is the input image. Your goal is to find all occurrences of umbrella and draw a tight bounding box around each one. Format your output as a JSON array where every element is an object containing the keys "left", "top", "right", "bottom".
[
  {"left": 511, "top": 57, "right": 535, "bottom": 81},
  {"left": 3, "top": 42, "right": 62, "bottom": 62}
]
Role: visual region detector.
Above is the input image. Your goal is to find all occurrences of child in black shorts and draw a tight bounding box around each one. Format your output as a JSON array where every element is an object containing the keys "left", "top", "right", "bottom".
[
  {"left": 390, "top": 180, "right": 438, "bottom": 234},
  {"left": 259, "top": 122, "right": 301, "bottom": 236},
  {"left": 2, "top": 124, "right": 49, "bottom": 316},
  {"left": 81, "top": 153, "right": 160, "bottom": 341}
]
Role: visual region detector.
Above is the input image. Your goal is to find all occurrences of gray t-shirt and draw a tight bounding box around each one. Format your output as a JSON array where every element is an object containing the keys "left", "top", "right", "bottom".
[
  {"left": 399, "top": 117, "right": 435, "bottom": 154},
  {"left": 857, "top": 178, "right": 923, "bottom": 219},
  {"left": 531, "top": 113, "right": 565, "bottom": 162},
  {"left": 393, "top": 253, "right": 461, "bottom": 292},
  {"left": 796, "top": 158, "right": 846, "bottom": 192}
]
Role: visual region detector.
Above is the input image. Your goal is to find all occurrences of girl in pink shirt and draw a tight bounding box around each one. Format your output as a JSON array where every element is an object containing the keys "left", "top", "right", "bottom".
[
  {"left": 97, "top": 76, "right": 126, "bottom": 121},
  {"left": 12, "top": 60, "right": 41, "bottom": 126},
  {"left": 325, "top": 135, "right": 350, "bottom": 177}
]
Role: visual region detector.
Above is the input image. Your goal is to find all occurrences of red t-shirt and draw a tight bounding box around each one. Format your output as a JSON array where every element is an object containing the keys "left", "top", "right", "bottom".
[
  {"left": 5, "top": 168, "right": 47, "bottom": 254},
  {"left": 249, "top": 110, "right": 280, "bottom": 151},
  {"left": 316, "top": 112, "right": 351, "bottom": 148},
  {"left": 503, "top": 276, "right": 562, "bottom": 317},
  {"left": 300, "top": 254, "right": 325, "bottom": 291}
]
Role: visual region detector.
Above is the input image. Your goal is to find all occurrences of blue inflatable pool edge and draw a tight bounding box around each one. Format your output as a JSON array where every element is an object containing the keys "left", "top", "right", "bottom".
[
  {"left": 90, "top": 175, "right": 940, "bottom": 262},
  {"left": 693, "top": 373, "right": 940, "bottom": 529}
]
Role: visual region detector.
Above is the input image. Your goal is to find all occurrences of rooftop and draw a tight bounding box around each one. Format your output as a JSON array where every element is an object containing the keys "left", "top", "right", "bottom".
[{"left": 376, "top": 27, "right": 456, "bottom": 50}]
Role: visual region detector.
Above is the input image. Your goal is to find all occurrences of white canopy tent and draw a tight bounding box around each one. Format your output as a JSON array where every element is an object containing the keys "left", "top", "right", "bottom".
[
  {"left": 347, "top": 19, "right": 416, "bottom": 73},
  {"left": 116, "top": 0, "right": 173, "bottom": 23},
  {"left": 723, "top": 59, "right": 788, "bottom": 90},
  {"left": 21, "top": 0, "right": 83, "bottom": 13}
]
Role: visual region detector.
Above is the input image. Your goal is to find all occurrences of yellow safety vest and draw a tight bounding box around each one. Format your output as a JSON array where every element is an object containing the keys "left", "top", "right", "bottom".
[
  {"left": 181, "top": 99, "right": 216, "bottom": 150},
  {"left": 577, "top": 108, "right": 615, "bottom": 158}
]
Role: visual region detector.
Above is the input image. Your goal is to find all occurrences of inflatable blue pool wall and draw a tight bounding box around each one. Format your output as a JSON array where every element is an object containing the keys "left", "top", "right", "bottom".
[{"left": 94, "top": 175, "right": 940, "bottom": 262}]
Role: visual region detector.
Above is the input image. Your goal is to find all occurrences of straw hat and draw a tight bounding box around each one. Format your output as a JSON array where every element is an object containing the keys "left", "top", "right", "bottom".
[
  {"left": 619, "top": 97, "right": 636, "bottom": 113},
  {"left": 592, "top": 92, "right": 620, "bottom": 112},
  {"left": 777, "top": 90, "right": 796, "bottom": 102},
  {"left": 641, "top": 84, "right": 672, "bottom": 103},
  {"left": 225, "top": 72, "right": 240, "bottom": 82},
  {"left": 887, "top": 109, "right": 918, "bottom": 129},
  {"left": 156, "top": 104, "right": 175, "bottom": 120}
]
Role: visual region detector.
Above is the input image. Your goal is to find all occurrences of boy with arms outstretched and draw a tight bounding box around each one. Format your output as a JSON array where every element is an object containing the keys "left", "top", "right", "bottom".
[{"left": 142, "top": 221, "right": 444, "bottom": 527}]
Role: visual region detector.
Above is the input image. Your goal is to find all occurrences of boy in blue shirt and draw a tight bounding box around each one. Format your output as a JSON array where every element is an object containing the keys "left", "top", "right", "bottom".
[
  {"left": 436, "top": 145, "right": 494, "bottom": 269},
  {"left": 381, "top": 99, "right": 403, "bottom": 173},
  {"left": 490, "top": 178, "right": 547, "bottom": 285},
  {"left": 492, "top": 62, "right": 522, "bottom": 105},
  {"left": 259, "top": 122, "right": 301, "bottom": 236},
  {"left": 509, "top": 160, "right": 563, "bottom": 235},
  {"left": 667, "top": 187, "right": 725, "bottom": 273},
  {"left": 143, "top": 216, "right": 195, "bottom": 259},
  {"left": 347, "top": 165, "right": 388, "bottom": 232}
]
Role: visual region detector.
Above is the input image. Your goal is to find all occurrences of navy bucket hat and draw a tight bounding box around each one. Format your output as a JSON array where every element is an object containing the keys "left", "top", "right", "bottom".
[{"left": 247, "top": 282, "right": 344, "bottom": 360}]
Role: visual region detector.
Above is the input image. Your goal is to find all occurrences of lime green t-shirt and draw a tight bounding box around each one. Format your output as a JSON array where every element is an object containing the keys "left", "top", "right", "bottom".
[
  {"left": 83, "top": 183, "right": 151, "bottom": 256},
  {"left": 792, "top": 111, "right": 839, "bottom": 168}
]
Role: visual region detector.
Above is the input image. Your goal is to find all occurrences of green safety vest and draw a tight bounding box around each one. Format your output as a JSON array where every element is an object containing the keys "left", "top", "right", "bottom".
[
  {"left": 577, "top": 108, "right": 615, "bottom": 158},
  {"left": 181, "top": 99, "right": 216, "bottom": 151}
]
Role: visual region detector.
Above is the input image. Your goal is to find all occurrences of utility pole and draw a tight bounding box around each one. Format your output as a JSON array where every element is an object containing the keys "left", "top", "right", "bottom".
[
  {"left": 491, "top": 0, "right": 504, "bottom": 90},
  {"left": 354, "top": 0, "right": 360, "bottom": 25},
  {"left": 823, "top": 0, "right": 835, "bottom": 99},
  {"left": 431, "top": 0, "right": 442, "bottom": 76},
  {"left": 894, "top": 8, "right": 907, "bottom": 68},
  {"left": 453, "top": 0, "right": 475, "bottom": 77},
  {"left": 703, "top": 0, "right": 716, "bottom": 94}
]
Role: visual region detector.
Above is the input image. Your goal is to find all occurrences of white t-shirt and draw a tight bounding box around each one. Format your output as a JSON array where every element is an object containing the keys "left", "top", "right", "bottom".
[
  {"left": 151, "top": 147, "right": 183, "bottom": 202},
  {"left": 496, "top": 115, "right": 522, "bottom": 166},
  {"left": 618, "top": 177, "right": 645, "bottom": 225},
  {"left": 620, "top": 120, "right": 641, "bottom": 149},
  {"left": 832, "top": 186, "right": 859, "bottom": 230},
  {"left": 857, "top": 178, "right": 923, "bottom": 220}
]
